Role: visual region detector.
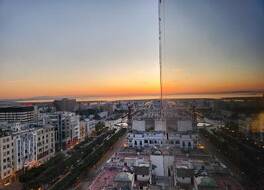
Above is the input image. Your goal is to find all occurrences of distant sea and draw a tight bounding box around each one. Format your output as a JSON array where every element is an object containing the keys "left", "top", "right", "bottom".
[{"left": 12, "top": 92, "right": 263, "bottom": 103}]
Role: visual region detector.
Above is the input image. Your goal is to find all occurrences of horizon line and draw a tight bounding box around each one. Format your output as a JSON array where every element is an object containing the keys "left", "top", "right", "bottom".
[{"left": 0, "top": 89, "right": 263, "bottom": 102}]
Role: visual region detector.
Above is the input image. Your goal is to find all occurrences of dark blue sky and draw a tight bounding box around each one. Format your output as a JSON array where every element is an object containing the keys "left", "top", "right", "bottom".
[{"left": 161, "top": 0, "right": 264, "bottom": 94}]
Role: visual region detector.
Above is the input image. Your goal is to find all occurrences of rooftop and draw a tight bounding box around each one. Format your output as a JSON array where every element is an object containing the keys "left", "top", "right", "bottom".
[
  {"left": 88, "top": 168, "right": 119, "bottom": 190},
  {"left": 0, "top": 106, "right": 34, "bottom": 113},
  {"left": 196, "top": 176, "right": 218, "bottom": 188},
  {"left": 134, "top": 166, "right": 149, "bottom": 175},
  {"left": 176, "top": 168, "right": 194, "bottom": 178},
  {"left": 114, "top": 172, "right": 133, "bottom": 182}
]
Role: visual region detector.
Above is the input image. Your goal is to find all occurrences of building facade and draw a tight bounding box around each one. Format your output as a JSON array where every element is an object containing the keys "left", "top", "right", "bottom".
[
  {"left": 127, "top": 132, "right": 196, "bottom": 150},
  {"left": 43, "top": 112, "right": 80, "bottom": 150},
  {"left": 0, "top": 124, "right": 55, "bottom": 184},
  {"left": 0, "top": 106, "right": 36, "bottom": 124}
]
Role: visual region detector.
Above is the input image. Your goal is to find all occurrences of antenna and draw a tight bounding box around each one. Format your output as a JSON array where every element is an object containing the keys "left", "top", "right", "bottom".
[{"left": 159, "top": 0, "right": 163, "bottom": 120}]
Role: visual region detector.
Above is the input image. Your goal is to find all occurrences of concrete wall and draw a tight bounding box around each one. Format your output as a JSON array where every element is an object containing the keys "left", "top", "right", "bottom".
[
  {"left": 163, "top": 155, "right": 174, "bottom": 177},
  {"left": 155, "top": 120, "right": 166, "bottom": 131},
  {"left": 177, "top": 120, "right": 192, "bottom": 132},
  {"left": 180, "top": 135, "right": 194, "bottom": 149},
  {"left": 150, "top": 155, "right": 164, "bottom": 176},
  {"left": 132, "top": 120, "right": 146, "bottom": 131}
]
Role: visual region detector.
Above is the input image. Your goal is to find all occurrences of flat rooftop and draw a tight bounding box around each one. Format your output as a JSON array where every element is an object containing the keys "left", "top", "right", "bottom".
[{"left": 88, "top": 168, "right": 119, "bottom": 190}]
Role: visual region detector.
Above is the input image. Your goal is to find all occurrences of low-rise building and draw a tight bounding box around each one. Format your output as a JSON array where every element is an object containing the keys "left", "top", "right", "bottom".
[
  {"left": 194, "top": 176, "right": 218, "bottom": 190},
  {"left": 133, "top": 164, "right": 150, "bottom": 189},
  {"left": 127, "top": 131, "right": 196, "bottom": 150},
  {"left": 174, "top": 161, "right": 194, "bottom": 186},
  {"left": 113, "top": 172, "right": 134, "bottom": 190}
]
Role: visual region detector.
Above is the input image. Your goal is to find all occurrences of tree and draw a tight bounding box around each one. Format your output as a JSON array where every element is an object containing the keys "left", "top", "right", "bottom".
[{"left": 95, "top": 122, "right": 106, "bottom": 135}]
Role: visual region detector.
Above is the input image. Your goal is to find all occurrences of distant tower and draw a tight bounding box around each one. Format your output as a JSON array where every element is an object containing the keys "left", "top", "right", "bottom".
[
  {"left": 191, "top": 104, "right": 197, "bottom": 131},
  {"left": 128, "top": 104, "right": 132, "bottom": 128}
]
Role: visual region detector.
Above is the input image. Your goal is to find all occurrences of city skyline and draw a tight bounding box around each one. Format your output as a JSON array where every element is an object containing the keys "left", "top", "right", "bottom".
[{"left": 0, "top": 0, "right": 263, "bottom": 99}]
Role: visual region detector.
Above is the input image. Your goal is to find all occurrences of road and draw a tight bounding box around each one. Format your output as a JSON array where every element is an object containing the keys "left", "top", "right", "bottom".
[
  {"left": 199, "top": 133, "right": 247, "bottom": 189},
  {"left": 71, "top": 130, "right": 128, "bottom": 190}
]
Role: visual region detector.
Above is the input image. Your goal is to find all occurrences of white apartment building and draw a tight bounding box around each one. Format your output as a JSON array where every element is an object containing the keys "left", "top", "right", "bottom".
[
  {"left": 128, "top": 132, "right": 165, "bottom": 147},
  {"left": 0, "top": 124, "right": 55, "bottom": 183},
  {"left": 42, "top": 112, "right": 80, "bottom": 150},
  {"left": 129, "top": 109, "right": 198, "bottom": 150},
  {"left": 35, "top": 125, "right": 55, "bottom": 163},
  {"left": 0, "top": 135, "right": 13, "bottom": 182},
  {"left": 80, "top": 119, "right": 97, "bottom": 137},
  {"left": 127, "top": 132, "right": 196, "bottom": 150}
]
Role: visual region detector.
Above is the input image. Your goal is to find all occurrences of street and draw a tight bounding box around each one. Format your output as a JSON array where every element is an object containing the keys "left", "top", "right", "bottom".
[
  {"left": 72, "top": 130, "right": 127, "bottom": 190},
  {"left": 199, "top": 133, "right": 246, "bottom": 189}
]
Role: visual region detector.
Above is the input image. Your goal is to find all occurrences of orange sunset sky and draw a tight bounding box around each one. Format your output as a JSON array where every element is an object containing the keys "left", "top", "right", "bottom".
[{"left": 0, "top": 0, "right": 263, "bottom": 99}]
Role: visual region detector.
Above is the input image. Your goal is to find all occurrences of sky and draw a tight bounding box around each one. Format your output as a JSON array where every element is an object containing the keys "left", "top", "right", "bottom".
[
  {"left": 161, "top": 0, "right": 264, "bottom": 95},
  {"left": 0, "top": 0, "right": 159, "bottom": 99},
  {"left": 0, "top": 0, "right": 263, "bottom": 99}
]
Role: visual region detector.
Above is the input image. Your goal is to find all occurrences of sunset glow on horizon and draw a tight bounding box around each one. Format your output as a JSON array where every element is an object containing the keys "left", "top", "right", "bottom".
[{"left": 0, "top": 0, "right": 263, "bottom": 100}]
